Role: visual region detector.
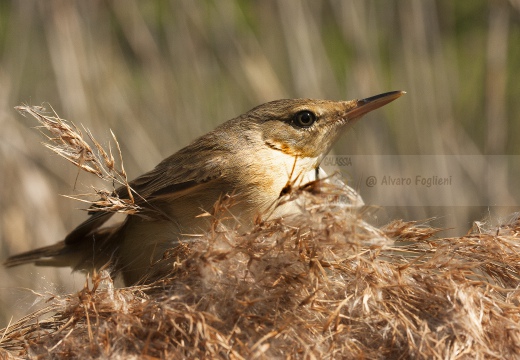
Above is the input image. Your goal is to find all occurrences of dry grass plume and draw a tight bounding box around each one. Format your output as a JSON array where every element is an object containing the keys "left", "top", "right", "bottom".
[{"left": 14, "top": 105, "right": 138, "bottom": 215}]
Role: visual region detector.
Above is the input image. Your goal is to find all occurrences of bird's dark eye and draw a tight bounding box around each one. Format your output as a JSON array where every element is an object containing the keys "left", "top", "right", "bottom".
[{"left": 293, "top": 110, "right": 317, "bottom": 128}]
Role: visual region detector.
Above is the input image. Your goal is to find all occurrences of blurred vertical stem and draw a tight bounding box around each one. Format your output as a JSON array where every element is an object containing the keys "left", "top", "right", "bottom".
[{"left": 485, "top": 0, "right": 509, "bottom": 154}]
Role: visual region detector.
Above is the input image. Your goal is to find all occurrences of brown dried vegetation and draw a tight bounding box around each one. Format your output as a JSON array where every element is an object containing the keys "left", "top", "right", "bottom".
[
  {"left": 1, "top": 189, "right": 520, "bottom": 359},
  {"left": 14, "top": 105, "right": 138, "bottom": 215}
]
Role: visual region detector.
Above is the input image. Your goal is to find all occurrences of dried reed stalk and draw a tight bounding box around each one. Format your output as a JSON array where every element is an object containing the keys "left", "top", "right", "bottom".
[{"left": 14, "top": 105, "right": 138, "bottom": 215}]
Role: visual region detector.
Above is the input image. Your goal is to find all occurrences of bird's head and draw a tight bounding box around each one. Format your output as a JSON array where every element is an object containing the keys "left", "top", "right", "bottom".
[{"left": 242, "top": 91, "right": 405, "bottom": 163}]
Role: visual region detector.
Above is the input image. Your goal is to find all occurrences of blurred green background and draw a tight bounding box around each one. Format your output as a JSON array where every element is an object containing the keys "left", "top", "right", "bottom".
[{"left": 1, "top": 0, "right": 519, "bottom": 326}]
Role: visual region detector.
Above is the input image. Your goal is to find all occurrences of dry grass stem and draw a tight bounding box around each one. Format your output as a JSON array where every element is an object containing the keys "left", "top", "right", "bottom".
[{"left": 14, "top": 105, "right": 137, "bottom": 215}]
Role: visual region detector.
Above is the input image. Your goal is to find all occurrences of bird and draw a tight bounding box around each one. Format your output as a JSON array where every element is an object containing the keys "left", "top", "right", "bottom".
[{"left": 5, "top": 91, "right": 404, "bottom": 285}]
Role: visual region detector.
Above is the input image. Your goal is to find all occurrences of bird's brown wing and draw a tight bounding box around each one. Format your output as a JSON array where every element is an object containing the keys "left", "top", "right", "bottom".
[
  {"left": 116, "top": 146, "right": 229, "bottom": 203},
  {"left": 64, "top": 148, "right": 228, "bottom": 245}
]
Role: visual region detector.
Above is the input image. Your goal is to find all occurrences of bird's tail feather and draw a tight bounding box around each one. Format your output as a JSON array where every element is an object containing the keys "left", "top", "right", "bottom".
[{"left": 3, "top": 242, "right": 73, "bottom": 268}]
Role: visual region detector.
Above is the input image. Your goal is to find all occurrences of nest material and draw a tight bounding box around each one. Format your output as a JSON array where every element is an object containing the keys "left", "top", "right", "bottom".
[{"left": 1, "top": 183, "right": 520, "bottom": 359}]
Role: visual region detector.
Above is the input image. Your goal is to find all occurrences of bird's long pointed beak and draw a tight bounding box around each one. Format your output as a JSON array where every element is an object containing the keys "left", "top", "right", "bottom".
[{"left": 346, "top": 90, "right": 405, "bottom": 120}]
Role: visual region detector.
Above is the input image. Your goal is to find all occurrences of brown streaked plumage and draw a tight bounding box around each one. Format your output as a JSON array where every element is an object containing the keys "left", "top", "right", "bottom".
[{"left": 5, "top": 91, "right": 405, "bottom": 285}]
